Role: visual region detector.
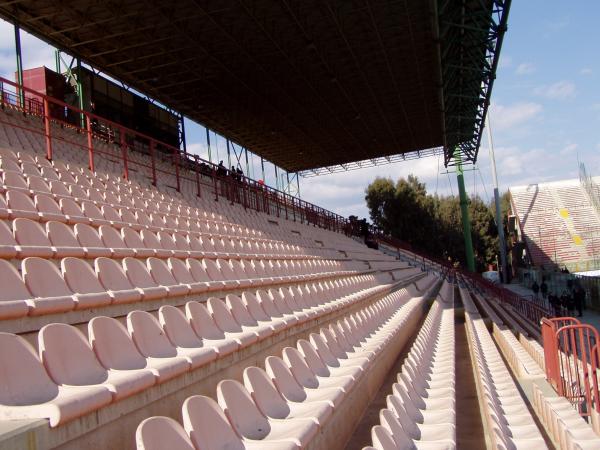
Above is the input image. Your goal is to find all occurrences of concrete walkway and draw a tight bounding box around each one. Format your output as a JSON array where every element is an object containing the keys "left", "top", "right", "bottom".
[{"left": 504, "top": 282, "right": 600, "bottom": 332}]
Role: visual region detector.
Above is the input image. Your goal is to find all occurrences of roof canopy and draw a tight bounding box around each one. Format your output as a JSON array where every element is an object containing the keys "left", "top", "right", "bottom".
[{"left": 0, "top": 0, "right": 510, "bottom": 172}]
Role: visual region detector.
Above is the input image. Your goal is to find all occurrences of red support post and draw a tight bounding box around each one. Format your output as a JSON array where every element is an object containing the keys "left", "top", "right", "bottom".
[
  {"left": 173, "top": 148, "right": 181, "bottom": 192},
  {"left": 194, "top": 155, "right": 201, "bottom": 198},
  {"left": 120, "top": 129, "right": 129, "bottom": 181},
  {"left": 43, "top": 98, "right": 53, "bottom": 161},
  {"left": 150, "top": 141, "right": 157, "bottom": 186}
]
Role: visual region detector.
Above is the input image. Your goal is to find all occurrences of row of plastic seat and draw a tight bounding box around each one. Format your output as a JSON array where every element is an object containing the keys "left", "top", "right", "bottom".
[
  {"left": 135, "top": 275, "right": 438, "bottom": 449},
  {"left": 0, "top": 267, "right": 402, "bottom": 427},
  {"left": 492, "top": 323, "right": 545, "bottom": 379},
  {"left": 464, "top": 310, "right": 548, "bottom": 449},
  {"left": 0, "top": 189, "right": 318, "bottom": 257},
  {"left": 0, "top": 217, "right": 349, "bottom": 268},
  {"left": 532, "top": 384, "right": 600, "bottom": 450},
  {"left": 366, "top": 282, "right": 456, "bottom": 450},
  {"left": 0, "top": 253, "right": 391, "bottom": 319}
]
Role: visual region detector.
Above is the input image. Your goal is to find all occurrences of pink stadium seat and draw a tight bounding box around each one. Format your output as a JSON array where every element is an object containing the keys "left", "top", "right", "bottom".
[
  {"left": 95, "top": 257, "right": 143, "bottom": 303},
  {"left": 147, "top": 257, "right": 189, "bottom": 297},
  {"left": 186, "top": 258, "right": 224, "bottom": 291},
  {"left": 140, "top": 229, "right": 172, "bottom": 257},
  {"left": 136, "top": 416, "right": 195, "bottom": 450},
  {"left": 123, "top": 257, "right": 169, "bottom": 300},
  {"left": 99, "top": 224, "right": 135, "bottom": 257},
  {"left": 58, "top": 198, "right": 89, "bottom": 224},
  {"left": 6, "top": 189, "right": 40, "bottom": 220},
  {"left": 61, "top": 257, "right": 112, "bottom": 308},
  {"left": 81, "top": 201, "right": 110, "bottom": 227},
  {"left": 226, "top": 294, "right": 274, "bottom": 339},
  {"left": 2, "top": 172, "right": 30, "bottom": 193},
  {"left": 185, "top": 301, "right": 239, "bottom": 356},
  {"left": 22, "top": 257, "right": 78, "bottom": 313},
  {"left": 39, "top": 323, "right": 155, "bottom": 400},
  {"left": 207, "top": 297, "right": 260, "bottom": 346},
  {"left": 88, "top": 316, "right": 188, "bottom": 382},
  {"left": 35, "top": 194, "right": 66, "bottom": 222},
  {"left": 74, "top": 223, "right": 112, "bottom": 258},
  {"left": 167, "top": 257, "right": 210, "bottom": 294},
  {"left": 243, "top": 366, "right": 332, "bottom": 426},
  {"left": 127, "top": 310, "right": 216, "bottom": 369},
  {"left": 0, "top": 332, "right": 112, "bottom": 426},
  {"left": 240, "top": 291, "right": 286, "bottom": 332},
  {"left": 0, "top": 219, "right": 19, "bottom": 258},
  {"left": 217, "top": 379, "right": 310, "bottom": 447},
  {"left": 182, "top": 395, "right": 297, "bottom": 450},
  {"left": 28, "top": 176, "right": 52, "bottom": 195},
  {"left": 13, "top": 218, "right": 55, "bottom": 257},
  {"left": 46, "top": 221, "right": 86, "bottom": 257},
  {"left": 0, "top": 259, "right": 31, "bottom": 319},
  {"left": 122, "top": 227, "right": 155, "bottom": 257}
]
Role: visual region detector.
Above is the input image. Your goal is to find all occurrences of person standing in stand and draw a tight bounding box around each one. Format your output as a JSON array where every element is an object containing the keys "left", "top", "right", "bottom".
[{"left": 540, "top": 278, "right": 548, "bottom": 299}]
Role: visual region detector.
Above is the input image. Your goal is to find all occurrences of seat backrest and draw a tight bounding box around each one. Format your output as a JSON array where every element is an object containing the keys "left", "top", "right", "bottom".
[
  {"left": 282, "top": 346, "right": 318, "bottom": 389},
  {"left": 182, "top": 395, "right": 244, "bottom": 450},
  {"left": 0, "top": 259, "right": 32, "bottom": 301},
  {"left": 127, "top": 310, "right": 177, "bottom": 358},
  {"left": 202, "top": 259, "right": 223, "bottom": 281},
  {"left": 264, "top": 355, "right": 306, "bottom": 402},
  {"left": 185, "top": 301, "right": 225, "bottom": 340},
  {"left": 241, "top": 291, "right": 270, "bottom": 321},
  {"left": 6, "top": 190, "right": 36, "bottom": 215},
  {"left": 28, "top": 176, "right": 51, "bottom": 193},
  {"left": 95, "top": 257, "right": 135, "bottom": 291},
  {"left": 140, "top": 229, "right": 163, "bottom": 250},
  {"left": 0, "top": 219, "right": 17, "bottom": 245},
  {"left": 124, "top": 257, "right": 158, "bottom": 288},
  {"left": 75, "top": 223, "right": 105, "bottom": 247},
  {"left": 147, "top": 258, "right": 177, "bottom": 286},
  {"left": 81, "top": 201, "right": 105, "bottom": 220},
  {"left": 297, "top": 339, "right": 329, "bottom": 377},
  {"left": 59, "top": 197, "right": 85, "bottom": 217},
  {"left": 136, "top": 416, "right": 195, "bottom": 450},
  {"left": 159, "top": 305, "right": 203, "bottom": 348},
  {"left": 216, "top": 259, "right": 237, "bottom": 280},
  {"left": 225, "top": 294, "right": 257, "bottom": 326},
  {"left": 186, "top": 258, "right": 211, "bottom": 283},
  {"left": 371, "top": 424, "right": 398, "bottom": 450},
  {"left": 243, "top": 366, "right": 290, "bottom": 419},
  {"left": 216, "top": 379, "right": 271, "bottom": 440},
  {"left": 23, "top": 257, "right": 72, "bottom": 297},
  {"left": 88, "top": 316, "right": 147, "bottom": 370},
  {"left": 207, "top": 297, "right": 242, "bottom": 333},
  {"left": 62, "top": 257, "right": 105, "bottom": 294},
  {"left": 157, "top": 232, "right": 177, "bottom": 251},
  {"left": 99, "top": 225, "right": 126, "bottom": 248},
  {"left": 14, "top": 218, "right": 50, "bottom": 246},
  {"left": 122, "top": 227, "right": 145, "bottom": 248},
  {"left": 35, "top": 194, "right": 62, "bottom": 216},
  {"left": 46, "top": 221, "right": 79, "bottom": 247},
  {"left": 167, "top": 258, "right": 195, "bottom": 284},
  {"left": 0, "top": 332, "right": 59, "bottom": 406},
  {"left": 101, "top": 205, "right": 121, "bottom": 223},
  {"left": 39, "top": 323, "right": 108, "bottom": 386}
]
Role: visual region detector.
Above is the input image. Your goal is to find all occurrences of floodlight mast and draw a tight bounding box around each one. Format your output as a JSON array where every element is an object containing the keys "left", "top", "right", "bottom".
[{"left": 486, "top": 110, "right": 508, "bottom": 283}]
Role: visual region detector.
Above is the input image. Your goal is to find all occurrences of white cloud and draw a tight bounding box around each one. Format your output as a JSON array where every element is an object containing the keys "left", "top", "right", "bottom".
[
  {"left": 560, "top": 143, "right": 577, "bottom": 155},
  {"left": 489, "top": 102, "right": 543, "bottom": 131},
  {"left": 533, "top": 81, "right": 576, "bottom": 100},
  {"left": 515, "top": 63, "right": 535, "bottom": 75},
  {"left": 580, "top": 68, "right": 593, "bottom": 76},
  {"left": 498, "top": 55, "right": 513, "bottom": 70}
]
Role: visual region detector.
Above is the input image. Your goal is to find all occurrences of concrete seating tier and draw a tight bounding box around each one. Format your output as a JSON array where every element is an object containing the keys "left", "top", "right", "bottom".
[
  {"left": 364, "top": 281, "right": 456, "bottom": 450},
  {"left": 135, "top": 274, "right": 441, "bottom": 450}
]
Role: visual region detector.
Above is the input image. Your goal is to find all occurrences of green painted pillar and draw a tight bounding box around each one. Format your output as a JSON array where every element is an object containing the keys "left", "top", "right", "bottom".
[
  {"left": 55, "top": 50, "right": 61, "bottom": 74},
  {"left": 76, "top": 59, "right": 85, "bottom": 128},
  {"left": 14, "top": 22, "right": 24, "bottom": 108},
  {"left": 455, "top": 150, "right": 476, "bottom": 272}
]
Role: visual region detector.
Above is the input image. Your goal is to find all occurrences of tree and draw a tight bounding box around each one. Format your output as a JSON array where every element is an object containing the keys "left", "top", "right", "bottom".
[{"left": 365, "top": 174, "right": 501, "bottom": 271}]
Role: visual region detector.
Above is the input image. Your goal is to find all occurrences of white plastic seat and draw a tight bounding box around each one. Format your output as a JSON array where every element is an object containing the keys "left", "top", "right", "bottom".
[
  {"left": 22, "top": 257, "right": 76, "bottom": 314},
  {"left": 60, "top": 257, "right": 112, "bottom": 308},
  {"left": 136, "top": 416, "right": 195, "bottom": 450},
  {"left": 182, "top": 395, "right": 297, "bottom": 450},
  {"left": 123, "top": 257, "right": 169, "bottom": 300},
  {"left": 127, "top": 310, "right": 216, "bottom": 369},
  {"left": 147, "top": 257, "right": 190, "bottom": 297},
  {"left": 217, "top": 379, "right": 313, "bottom": 447},
  {"left": 13, "top": 217, "right": 55, "bottom": 257},
  {"left": 187, "top": 258, "right": 224, "bottom": 290},
  {"left": 95, "top": 257, "right": 143, "bottom": 303},
  {"left": 99, "top": 225, "right": 136, "bottom": 257},
  {"left": 226, "top": 294, "right": 274, "bottom": 338},
  {"left": 243, "top": 366, "right": 332, "bottom": 426},
  {"left": 121, "top": 226, "right": 155, "bottom": 257},
  {"left": 185, "top": 301, "right": 239, "bottom": 356},
  {"left": 0, "top": 332, "right": 112, "bottom": 427},
  {"left": 74, "top": 223, "right": 112, "bottom": 258},
  {"left": 89, "top": 316, "right": 189, "bottom": 382},
  {"left": 207, "top": 297, "right": 260, "bottom": 346},
  {"left": 46, "top": 221, "right": 86, "bottom": 257},
  {"left": 39, "top": 323, "right": 155, "bottom": 401},
  {"left": 168, "top": 257, "right": 210, "bottom": 294},
  {"left": 0, "top": 259, "right": 31, "bottom": 319},
  {"left": 5, "top": 190, "right": 39, "bottom": 221}
]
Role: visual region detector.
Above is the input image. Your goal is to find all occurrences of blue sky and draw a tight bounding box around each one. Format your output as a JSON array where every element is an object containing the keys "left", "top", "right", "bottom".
[{"left": 1, "top": 2, "right": 599, "bottom": 220}]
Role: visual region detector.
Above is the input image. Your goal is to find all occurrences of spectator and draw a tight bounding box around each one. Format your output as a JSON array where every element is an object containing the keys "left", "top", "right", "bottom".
[
  {"left": 549, "top": 293, "right": 560, "bottom": 316},
  {"left": 574, "top": 286, "right": 585, "bottom": 317},
  {"left": 531, "top": 280, "right": 539, "bottom": 298},
  {"left": 540, "top": 278, "right": 548, "bottom": 299},
  {"left": 216, "top": 161, "right": 227, "bottom": 177},
  {"left": 236, "top": 167, "right": 244, "bottom": 182}
]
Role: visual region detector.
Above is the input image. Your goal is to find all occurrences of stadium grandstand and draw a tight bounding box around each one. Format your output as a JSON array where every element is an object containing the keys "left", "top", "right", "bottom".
[{"left": 0, "top": 2, "right": 600, "bottom": 450}]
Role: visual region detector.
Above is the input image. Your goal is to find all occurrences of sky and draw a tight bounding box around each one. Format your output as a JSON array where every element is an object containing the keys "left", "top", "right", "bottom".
[{"left": 1, "top": 1, "right": 599, "bottom": 220}]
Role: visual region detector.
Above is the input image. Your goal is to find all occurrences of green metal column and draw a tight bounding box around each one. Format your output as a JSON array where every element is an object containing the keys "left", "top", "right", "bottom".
[
  {"left": 455, "top": 150, "right": 475, "bottom": 272},
  {"left": 14, "top": 22, "right": 24, "bottom": 108},
  {"left": 76, "top": 59, "right": 85, "bottom": 128},
  {"left": 54, "top": 50, "right": 61, "bottom": 74},
  {"left": 205, "top": 128, "right": 212, "bottom": 162}
]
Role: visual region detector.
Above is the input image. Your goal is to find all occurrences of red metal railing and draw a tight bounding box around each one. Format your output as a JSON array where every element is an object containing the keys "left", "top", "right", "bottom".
[
  {"left": 0, "top": 75, "right": 346, "bottom": 233},
  {"left": 542, "top": 317, "right": 600, "bottom": 419}
]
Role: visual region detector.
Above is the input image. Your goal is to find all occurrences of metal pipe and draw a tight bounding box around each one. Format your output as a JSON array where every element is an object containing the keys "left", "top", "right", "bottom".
[
  {"left": 14, "top": 22, "right": 24, "bottom": 108},
  {"left": 486, "top": 110, "right": 508, "bottom": 282},
  {"left": 455, "top": 150, "right": 475, "bottom": 271},
  {"left": 205, "top": 127, "right": 212, "bottom": 162}
]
